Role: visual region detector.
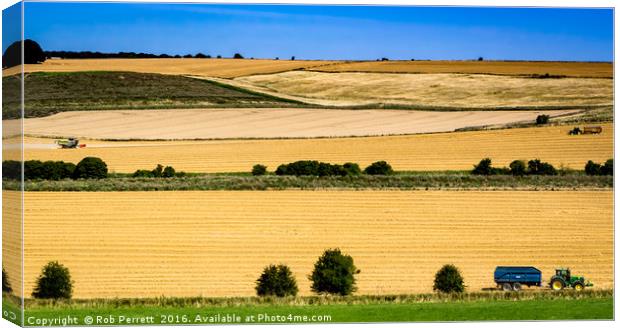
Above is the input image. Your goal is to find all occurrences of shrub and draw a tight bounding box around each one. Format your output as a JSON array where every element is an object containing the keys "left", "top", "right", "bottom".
[
  {"left": 433, "top": 264, "right": 465, "bottom": 293},
  {"left": 527, "top": 159, "right": 557, "bottom": 175},
  {"left": 233, "top": 53, "right": 244, "bottom": 59},
  {"left": 32, "top": 261, "right": 73, "bottom": 299},
  {"left": 2, "top": 160, "right": 21, "bottom": 180},
  {"left": 255, "top": 264, "right": 298, "bottom": 297},
  {"left": 20, "top": 160, "right": 75, "bottom": 180},
  {"left": 252, "top": 164, "right": 268, "bottom": 176},
  {"left": 509, "top": 160, "right": 527, "bottom": 176},
  {"left": 2, "top": 267, "right": 12, "bottom": 293},
  {"left": 162, "top": 166, "right": 176, "bottom": 178},
  {"left": 472, "top": 158, "right": 493, "bottom": 175},
  {"left": 535, "top": 115, "right": 550, "bottom": 125},
  {"left": 586, "top": 159, "right": 613, "bottom": 176},
  {"left": 602, "top": 159, "right": 613, "bottom": 176},
  {"left": 585, "top": 160, "right": 602, "bottom": 176},
  {"left": 363, "top": 161, "right": 393, "bottom": 175},
  {"left": 132, "top": 169, "right": 154, "bottom": 178},
  {"left": 73, "top": 157, "right": 108, "bottom": 179},
  {"left": 343, "top": 163, "right": 362, "bottom": 176},
  {"left": 309, "top": 248, "right": 359, "bottom": 296},
  {"left": 195, "top": 53, "right": 208, "bottom": 58},
  {"left": 151, "top": 164, "right": 164, "bottom": 178},
  {"left": 275, "top": 161, "right": 361, "bottom": 177}
]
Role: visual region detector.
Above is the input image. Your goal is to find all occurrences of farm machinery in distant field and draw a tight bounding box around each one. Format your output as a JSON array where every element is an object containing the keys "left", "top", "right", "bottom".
[
  {"left": 569, "top": 126, "right": 603, "bottom": 135},
  {"left": 494, "top": 266, "right": 592, "bottom": 292},
  {"left": 56, "top": 138, "right": 85, "bottom": 149}
]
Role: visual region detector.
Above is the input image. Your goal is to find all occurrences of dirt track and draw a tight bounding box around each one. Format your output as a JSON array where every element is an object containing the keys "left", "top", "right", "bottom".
[
  {"left": 17, "top": 190, "right": 612, "bottom": 299},
  {"left": 21, "top": 108, "right": 580, "bottom": 140}
]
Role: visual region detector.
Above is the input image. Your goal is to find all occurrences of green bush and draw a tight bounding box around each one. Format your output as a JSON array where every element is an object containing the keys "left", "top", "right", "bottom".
[
  {"left": 472, "top": 158, "right": 493, "bottom": 175},
  {"left": 527, "top": 159, "right": 557, "bottom": 175},
  {"left": 309, "top": 248, "right": 359, "bottom": 296},
  {"left": 535, "top": 114, "right": 550, "bottom": 125},
  {"left": 152, "top": 164, "right": 164, "bottom": 178},
  {"left": 32, "top": 261, "right": 73, "bottom": 299},
  {"left": 132, "top": 169, "right": 154, "bottom": 178},
  {"left": 73, "top": 157, "right": 108, "bottom": 179},
  {"left": 2, "top": 267, "right": 12, "bottom": 293},
  {"left": 255, "top": 264, "right": 298, "bottom": 297},
  {"left": 252, "top": 164, "right": 268, "bottom": 176},
  {"left": 162, "top": 166, "right": 176, "bottom": 178},
  {"left": 586, "top": 159, "right": 613, "bottom": 176},
  {"left": 343, "top": 163, "right": 362, "bottom": 176},
  {"left": 276, "top": 161, "right": 361, "bottom": 177},
  {"left": 433, "top": 264, "right": 465, "bottom": 293},
  {"left": 363, "top": 161, "right": 393, "bottom": 175},
  {"left": 509, "top": 160, "right": 527, "bottom": 176},
  {"left": 2, "top": 160, "right": 21, "bottom": 180}
]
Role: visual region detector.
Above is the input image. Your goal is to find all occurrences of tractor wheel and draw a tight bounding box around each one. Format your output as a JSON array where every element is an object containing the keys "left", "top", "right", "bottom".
[
  {"left": 512, "top": 282, "right": 522, "bottom": 292},
  {"left": 551, "top": 279, "right": 564, "bottom": 291},
  {"left": 502, "top": 283, "right": 512, "bottom": 292},
  {"left": 573, "top": 282, "right": 584, "bottom": 291}
]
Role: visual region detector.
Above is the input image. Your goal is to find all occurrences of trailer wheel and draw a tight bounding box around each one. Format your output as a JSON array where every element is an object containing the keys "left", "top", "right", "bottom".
[
  {"left": 512, "top": 282, "right": 522, "bottom": 292},
  {"left": 573, "top": 282, "right": 584, "bottom": 291},
  {"left": 551, "top": 279, "right": 564, "bottom": 291},
  {"left": 502, "top": 283, "right": 512, "bottom": 292}
]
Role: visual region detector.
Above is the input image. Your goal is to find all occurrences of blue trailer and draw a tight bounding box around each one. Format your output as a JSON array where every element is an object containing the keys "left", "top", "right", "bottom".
[{"left": 494, "top": 266, "right": 542, "bottom": 291}]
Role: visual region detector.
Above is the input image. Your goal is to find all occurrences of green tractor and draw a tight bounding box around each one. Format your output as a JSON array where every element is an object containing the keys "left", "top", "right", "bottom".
[{"left": 549, "top": 268, "right": 593, "bottom": 291}]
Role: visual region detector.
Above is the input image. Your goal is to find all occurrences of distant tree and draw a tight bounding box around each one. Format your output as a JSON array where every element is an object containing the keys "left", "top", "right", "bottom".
[
  {"left": 291, "top": 56, "right": 296, "bottom": 60},
  {"left": 381, "top": 57, "right": 389, "bottom": 61},
  {"left": 162, "top": 166, "right": 176, "bottom": 178},
  {"left": 509, "top": 160, "right": 527, "bottom": 176},
  {"left": 478, "top": 57, "right": 484, "bottom": 61},
  {"left": 602, "top": 159, "right": 613, "bottom": 176},
  {"left": 32, "top": 261, "right": 73, "bottom": 299},
  {"left": 174, "top": 55, "right": 182, "bottom": 58},
  {"left": 363, "top": 161, "right": 393, "bottom": 175},
  {"left": 472, "top": 158, "right": 493, "bottom": 175},
  {"left": 343, "top": 162, "right": 362, "bottom": 176},
  {"left": 252, "top": 164, "right": 267, "bottom": 176},
  {"left": 585, "top": 160, "right": 602, "bottom": 176},
  {"left": 527, "top": 159, "right": 557, "bottom": 176},
  {"left": 233, "top": 53, "right": 244, "bottom": 59},
  {"left": 536, "top": 115, "right": 550, "bottom": 125},
  {"left": 3, "top": 39, "right": 46, "bottom": 68},
  {"left": 2, "top": 160, "right": 21, "bottom": 180},
  {"left": 309, "top": 248, "right": 359, "bottom": 296},
  {"left": 275, "top": 57, "right": 279, "bottom": 60},
  {"left": 183, "top": 54, "right": 194, "bottom": 58},
  {"left": 216, "top": 55, "right": 222, "bottom": 59},
  {"left": 2, "top": 267, "right": 12, "bottom": 293},
  {"left": 158, "top": 53, "right": 171, "bottom": 58},
  {"left": 255, "top": 264, "right": 298, "bottom": 297},
  {"left": 151, "top": 164, "right": 164, "bottom": 178},
  {"left": 132, "top": 169, "right": 153, "bottom": 178},
  {"left": 433, "top": 264, "right": 465, "bottom": 293},
  {"left": 73, "top": 157, "right": 108, "bottom": 179},
  {"left": 195, "top": 53, "right": 208, "bottom": 58}
]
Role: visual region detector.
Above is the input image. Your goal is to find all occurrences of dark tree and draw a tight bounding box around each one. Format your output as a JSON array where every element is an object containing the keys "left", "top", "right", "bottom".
[
  {"left": 602, "top": 159, "right": 613, "bottom": 176},
  {"left": 536, "top": 115, "right": 550, "bottom": 125},
  {"left": 585, "top": 160, "right": 602, "bottom": 176},
  {"left": 255, "top": 264, "right": 298, "bottom": 297},
  {"left": 195, "top": 53, "right": 208, "bottom": 58},
  {"left": 252, "top": 164, "right": 267, "bottom": 176},
  {"left": 478, "top": 57, "right": 484, "bottom": 61},
  {"left": 509, "top": 160, "right": 527, "bottom": 176},
  {"left": 291, "top": 56, "right": 296, "bottom": 60},
  {"left": 32, "top": 261, "right": 73, "bottom": 299},
  {"left": 472, "top": 158, "right": 493, "bottom": 175},
  {"left": 527, "top": 159, "right": 557, "bottom": 176},
  {"left": 309, "top": 248, "right": 359, "bottom": 296},
  {"left": 3, "top": 39, "right": 46, "bottom": 68},
  {"left": 363, "top": 161, "right": 393, "bottom": 175},
  {"left": 433, "top": 264, "right": 465, "bottom": 293},
  {"left": 162, "top": 166, "right": 176, "bottom": 178},
  {"left": 233, "top": 53, "right": 244, "bottom": 59},
  {"left": 73, "top": 157, "right": 108, "bottom": 179},
  {"left": 2, "top": 267, "right": 12, "bottom": 293},
  {"left": 151, "top": 164, "right": 164, "bottom": 178},
  {"left": 216, "top": 55, "right": 222, "bottom": 59},
  {"left": 183, "top": 54, "right": 194, "bottom": 58}
]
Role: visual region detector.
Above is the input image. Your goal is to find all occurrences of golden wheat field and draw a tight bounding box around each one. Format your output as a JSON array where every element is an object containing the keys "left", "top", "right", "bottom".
[
  {"left": 3, "top": 191, "right": 22, "bottom": 297},
  {"left": 12, "top": 58, "right": 338, "bottom": 78},
  {"left": 22, "top": 123, "right": 613, "bottom": 173},
  {"left": 236, "top": 71, "right": 613, "bottom": 108},
  {"left": 16, "top": 190, "right": 612, "bottom": 299},
  {"left": 312, "top": 60, "right": 613, "bottom": 78},
  {"left": 20, "top": 108, "right": 581, "bottom": 140}
]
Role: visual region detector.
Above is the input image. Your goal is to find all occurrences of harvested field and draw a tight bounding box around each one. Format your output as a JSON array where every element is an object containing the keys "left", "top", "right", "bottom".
[
  {"left": 22, "top": 123, "right": 613, "bottom": 173},
  {"left": 236, "top": 71, "right": 613, "bottom": 108},
  {"left": 21, "top": 190, "right": 612, "bottom": 298},
  {"left": 21, "top": 108, "right": 580, "bottom": 140},
  {"left": 3, "top": 191, "right": 22, "bottom": 298},
  {"left": 13, "top": 58, "right": 338, "bottom": 78},
  {"left": 311, "top": 60, "right": 613, "bottom": 78}
]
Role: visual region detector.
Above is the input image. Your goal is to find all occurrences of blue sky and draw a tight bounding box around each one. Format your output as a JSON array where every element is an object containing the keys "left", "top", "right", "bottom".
[{"left": 13, "top": 2, "right": 615, "bottom": 61}]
